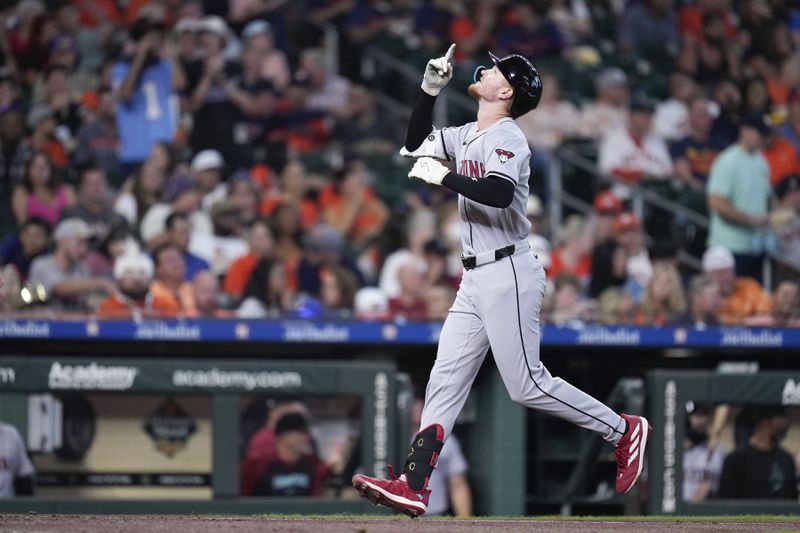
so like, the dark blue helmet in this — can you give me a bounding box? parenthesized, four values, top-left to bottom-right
(474, 52, 543, 118)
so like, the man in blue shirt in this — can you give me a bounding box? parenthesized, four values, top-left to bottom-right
(112, 16, 183, 171)
(165, 212, 209, 281)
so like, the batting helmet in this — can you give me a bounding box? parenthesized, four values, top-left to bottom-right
(473, 52, 543, 118)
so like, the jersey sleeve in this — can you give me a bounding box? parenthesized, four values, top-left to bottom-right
(483, 129, 530, 185)
(438, 127, 459, 162)
(11, 426, 34, 477)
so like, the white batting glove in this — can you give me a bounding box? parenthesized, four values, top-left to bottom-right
(421, 43, 456, 96)
(409, 157, 450, 186)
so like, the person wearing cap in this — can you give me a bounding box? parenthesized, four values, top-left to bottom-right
(670, 96, 726, 191)
(28, 217, 116, 310)
(112, 13, 181, 168)
(190, 149, 227, 212)
(241, 19, 290, 92)
(706, 112, 772, 282)
(614, 212, 653, 303)
(241, 409, 329, 497)
(771, 174, 800, 266)
(591, 190, 623, 244)
(598, 94, 673, 192)
(701, 245, 772, 324)
(718, 405, 797, 500)
(74, 87, 122, 181)
(681, 402, 725, 502)
(97, 253, 178, 318)
(577, 67, 629, 139)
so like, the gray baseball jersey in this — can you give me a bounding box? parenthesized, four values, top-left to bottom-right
(0, 422, 34, 498)
(418, 117, 626, 447)
(440, 118, 531, 255)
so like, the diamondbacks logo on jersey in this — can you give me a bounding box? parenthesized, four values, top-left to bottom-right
(495, 149, 515, 164)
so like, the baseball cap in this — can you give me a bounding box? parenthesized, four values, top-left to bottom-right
(113, 253, 154, 280)
(163, 173, 197, 203)
(594, 190, 622, 214)
(613, 212, 641, 233)
(274, 412, 310, 436)
(54, 217, 92, 241)
(526, 195, 543, 217)
(630, 94, 656, 113)
(740, 112, 772, 136)
(596, 67, 627, 91)
(199, 15, 228, 39)
(242, 19, 271, 41)
(191, 149, 224, 173)
(702, 245, 735, 272)
(354, 287, 390, 320)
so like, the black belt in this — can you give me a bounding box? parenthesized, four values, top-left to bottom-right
(462, 244, 516, 270)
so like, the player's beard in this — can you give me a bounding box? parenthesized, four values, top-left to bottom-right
(467, 83, 480, 100)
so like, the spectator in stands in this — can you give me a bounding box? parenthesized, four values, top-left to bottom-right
(97, 252, 177, 318)
(546, 273, 594, 324)
(709, 78, 743, 147)
(26, 105, 66, 169)
(11, 152, 75, 228)
(496, 1, 565, 60)
(0, 421, 34, 498)
(240, 19, 290, 92)
(591, 189, 623, 249)
(139, 173, 211, 250)
(319, 266, 359, 316)
(598, 95, 673, 195)
(112, 13, 181, 169)
(741, 76, 772, 118)
(228, 172, 261, 229)
(190, 200, 249, 277)
(28, 217, 114, 310)
(549, 215, 593, 286)
(595, 286, 637, 325)
(771, 174, 800, 266)
(259, 161, 320, 229)
(677, 10, 741, 88)
(333, 83, 398, 159)
(270, 203, 304, 292)
(674, 274, 722, 328)
(388, 258, 428, 321)
(379, 208, 435, 299)
(780, 88, 800, 159)
(85, 223, 139, 277)
(670, 96, 724, 191)
(618, 0, 679, 60)
(614, 212, 653, 303)
(299, 47, 349, 114)
(516, 72, 579, 184)
(410, 397, 472, 516)
(224, 219, 275, 299)
(73, 87, 121, 183)
(682, 403, 725, 502)
(578, 67, 629, 139)
(237, 258, 294, 318)
(718, 406, 797, 500)
(653, 72, 696, 142)
(706, 114, 772, 281)
(190, 149, 227, 212)
(150, 242, 196, 315)
(761, 279, 800, 327)
(114, 159, 165, 232)
(192, 270, 228, 318)
(242, 400, 309, 468)
(165, 212, 209, 281)
(31, 66, 80, 141)
(765, 54, 800, 109)
(762, 120, 799, 186)
(637, 263, 687, 325)
(0, 217, 50, 282)
(61, 165, 126, 240)
(701, 245, 772, 324)
(0, 106, 33, 235)
(320, 160, 389, 252)
(425, 282, 456, 321)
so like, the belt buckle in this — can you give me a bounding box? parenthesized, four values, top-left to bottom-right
(462, 256, 476, 270)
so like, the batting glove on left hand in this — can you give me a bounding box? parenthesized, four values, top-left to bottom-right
(421, 43, 456, 96)
(409, 157, 450, 186)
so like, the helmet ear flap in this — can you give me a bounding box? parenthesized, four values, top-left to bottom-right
(473, 66, 487, 83)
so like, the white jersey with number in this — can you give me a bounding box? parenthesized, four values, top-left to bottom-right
(0, 422, 34, 498)
(439, 118, 531, 256)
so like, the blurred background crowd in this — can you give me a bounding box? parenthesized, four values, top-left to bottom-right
(0, 0, 797, 326)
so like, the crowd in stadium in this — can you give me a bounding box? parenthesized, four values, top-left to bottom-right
(0, 0, 798, 326)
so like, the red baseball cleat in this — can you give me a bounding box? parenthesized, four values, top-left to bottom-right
(352, 469, 430, 518)
(614, 413, 651, 494)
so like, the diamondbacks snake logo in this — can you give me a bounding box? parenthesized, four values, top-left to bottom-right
(495, 149, 515, 164)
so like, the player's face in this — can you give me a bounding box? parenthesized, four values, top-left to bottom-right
(468, 66, 512, 102)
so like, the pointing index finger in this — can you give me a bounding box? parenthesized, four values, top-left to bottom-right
(444, 43, 456, 64)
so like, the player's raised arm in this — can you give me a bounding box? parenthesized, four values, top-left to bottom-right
(402, 44, 455, 153)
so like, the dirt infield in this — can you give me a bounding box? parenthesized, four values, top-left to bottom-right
(2, 515, 800, 533)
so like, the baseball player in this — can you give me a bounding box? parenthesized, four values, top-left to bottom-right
(0, 421, 35, 498)
(352, 44, 651, 517)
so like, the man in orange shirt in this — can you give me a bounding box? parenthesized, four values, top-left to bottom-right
(223, 219, 275, 299)
(97, 253, 178, 318)
(701, 245, 771, 324)
(762, 125, 799, 185)
(150, 243, 196, 315)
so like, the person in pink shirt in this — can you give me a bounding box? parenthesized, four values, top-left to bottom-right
(11, 152, 75, 227)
